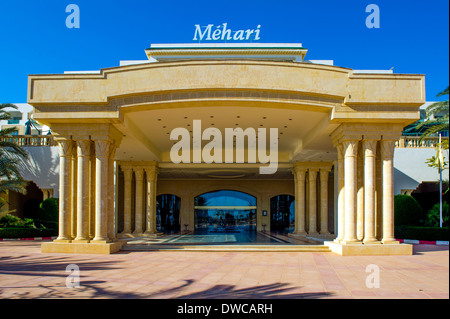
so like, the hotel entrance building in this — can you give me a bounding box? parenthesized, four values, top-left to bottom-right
(29, 43, 425, 255)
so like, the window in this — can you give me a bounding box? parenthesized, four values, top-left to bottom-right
(194, 190, 257, 233)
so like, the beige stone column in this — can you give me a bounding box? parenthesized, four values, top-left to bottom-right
(319, 168, 331, 234)
(292, 165, 307, 235)
(357, 144, 364, 241)
(107, 144, 117, 241)
(144, 165, 159, 235)
(92, 140, 111, 243)
(335, 144, 345, 242)
(342, 139, 360, 243)
(121, 166, 133, 234)
(376, 144, 383, 240)
(74, 139, 91, 243)
(308, 168, 319, 235)
(71, 142, 77, 239)
(89, 148, 96, 239)
(133, 167, 145, 235)
(381, 139, 398, 244)
(363, 139, 380, 243)
(54, 139, 73, 242)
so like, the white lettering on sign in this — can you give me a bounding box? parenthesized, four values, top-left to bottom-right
(193, 23, 261, 41)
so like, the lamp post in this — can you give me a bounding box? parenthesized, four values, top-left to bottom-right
(439, 132, 443, 228)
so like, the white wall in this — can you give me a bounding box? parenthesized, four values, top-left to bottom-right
(394, 147, 449, 195)
(17, 146, 60, 197)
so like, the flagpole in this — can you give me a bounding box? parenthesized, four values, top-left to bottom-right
(439, 132, 443, 228)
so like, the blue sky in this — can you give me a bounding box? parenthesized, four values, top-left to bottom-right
(0, 0, 448, 102)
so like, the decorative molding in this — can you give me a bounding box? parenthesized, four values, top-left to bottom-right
(111, 90, 342, 110)
(57, 139, 73, 157)
(133, 167, 145, 180)
(94, 140, 111, 158)
(362, 139, 378, 158)
(341, 140, 359, 158)
(380, 140, 396, 159)
(77, 140, 92, 157)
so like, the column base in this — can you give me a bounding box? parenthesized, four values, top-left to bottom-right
(91, 238, 112, 244)
(143, 231, 164, 238)
(118, 232, 134, 239)
(363, 239, 382, 245)
(288, 232, 307, 238)
(307, 233, 336, 241)
(340, 240, 363, 245)
(41, 241, 123, 254)
(72, 239, 90, 244)
(324, 241, 412, 256)
(382, 239, 400, 245)
(54, 238, 72, 243)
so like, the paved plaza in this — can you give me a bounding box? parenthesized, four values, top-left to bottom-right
(0, 240, 448, 299)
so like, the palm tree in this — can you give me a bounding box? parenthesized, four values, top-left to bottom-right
(0, 103, 28, 210)
(418, 86, 449, 142)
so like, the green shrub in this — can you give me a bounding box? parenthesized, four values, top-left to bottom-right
(0, 214, 29, 228)
(395, 225, 449, 241)
(38, 198, 59, 222)
(0, 227, 57, 238)
(0, 214, 38, 228)
(394, 195, 423, 226)
(425, 202, 449, 227)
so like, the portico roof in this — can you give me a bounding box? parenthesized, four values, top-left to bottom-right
(145, 43, 308, 62)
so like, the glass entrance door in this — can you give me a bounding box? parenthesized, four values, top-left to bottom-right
(195, 207, 256, 233)
(194, 190, 257, 234)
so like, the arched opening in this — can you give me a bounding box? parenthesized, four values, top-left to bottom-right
(270, 195, 295, 233)
(194, 190, 256, 234)
(156, 194, 181, 234)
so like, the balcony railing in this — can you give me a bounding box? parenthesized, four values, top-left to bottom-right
(0, 134, 446, 149)
(0, 135, 56, 147)
(396, 136, 448, 148)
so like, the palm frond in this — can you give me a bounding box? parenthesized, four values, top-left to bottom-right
(436, 86, 449, 98)
(0, 179, 28, 195)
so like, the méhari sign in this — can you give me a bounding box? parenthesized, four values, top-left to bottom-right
(193, 23, 261, 41)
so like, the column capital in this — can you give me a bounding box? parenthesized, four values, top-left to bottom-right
(362, 139, 378, 158)
(341, 139, 359, 158)
(144, 166, 159, 180)
(76, 140, 92, 157)
(94, 140, 112, 158)
(319, 168, 331, 179)
(56, 139, 74, 157)
(109, 143, 117, 159)
(133, 167, 145, 180)
(121, 165, 133, 173)
(380, 139, 396, 159)
(292, 164, 307, 178)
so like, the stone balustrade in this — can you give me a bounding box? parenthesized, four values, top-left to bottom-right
(0, 135, 56, 146)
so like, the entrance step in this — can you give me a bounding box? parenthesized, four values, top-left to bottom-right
(121, 244, 331, 252)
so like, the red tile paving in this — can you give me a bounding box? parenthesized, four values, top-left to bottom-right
(0, 241, 448, 299)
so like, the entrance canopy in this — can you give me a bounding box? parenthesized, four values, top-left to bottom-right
(29, 43, 424, 172)
(34, 43, 424, 255)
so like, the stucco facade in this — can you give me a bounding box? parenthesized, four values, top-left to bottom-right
(30, 44, 424, 255)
